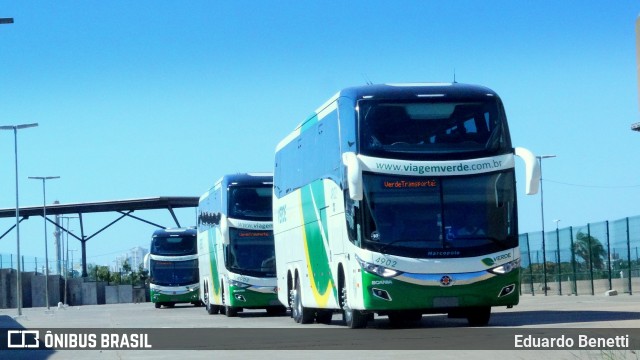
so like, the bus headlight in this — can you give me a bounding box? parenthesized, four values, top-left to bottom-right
(229, 279, 250, 288)
(355, 255, 403, 278)
(488, 259, 520, 275)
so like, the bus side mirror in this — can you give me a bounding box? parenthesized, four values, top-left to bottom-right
(342, 152, 363, 201)
(515, 147, 540, 195)
(220, 215, 230, 244)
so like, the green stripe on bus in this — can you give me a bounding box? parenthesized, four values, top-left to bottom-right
(208, 230, 221, 299)
(300, 182, 337, 305)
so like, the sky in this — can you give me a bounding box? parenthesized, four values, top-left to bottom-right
(0, 1, 638, 271)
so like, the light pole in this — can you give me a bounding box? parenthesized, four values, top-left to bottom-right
(1, 123, 38, 315)
(29, 176, 60, 310)
(69, 249, 77, 278)
(60, 216, 77, 305)
(537, 154, 556, 296)
(554, 219, 561, 295)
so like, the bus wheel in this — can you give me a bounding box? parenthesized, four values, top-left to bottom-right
(225, 306, 238, 317)
(205, 293, 218, 315)
(466, 306, 491, 327)
(222, 287, 238, 317)
(291, 277, 314, 324)
(154, 302, 161, 309)
(341, 287, 368, 329)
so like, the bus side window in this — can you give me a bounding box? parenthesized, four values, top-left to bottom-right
(345, 193, 360, 245)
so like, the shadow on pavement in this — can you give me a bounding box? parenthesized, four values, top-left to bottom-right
(0, 315, 57, 359)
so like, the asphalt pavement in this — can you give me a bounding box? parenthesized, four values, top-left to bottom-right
(0, 294, 638, 359)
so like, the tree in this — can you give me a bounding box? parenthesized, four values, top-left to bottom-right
(573, 232, 606, 270)
(110, 271, 122, 285)
(133, 263, 149, 287)
(86, 264, 110, 282)
(121, 259, 132, 275)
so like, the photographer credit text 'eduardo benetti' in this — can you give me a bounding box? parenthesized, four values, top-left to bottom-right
(515, 333, 630, 349)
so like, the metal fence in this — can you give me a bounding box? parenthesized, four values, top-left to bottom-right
(0, 252, 148, 287)
(5, 215, 640, 295)
(520, 216, 640, 295)
(0, 252, 76, 277)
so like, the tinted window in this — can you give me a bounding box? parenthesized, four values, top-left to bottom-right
(358, 171, 517, 258)
(359, 99, 511, 159)
(151, 236, 197, 256)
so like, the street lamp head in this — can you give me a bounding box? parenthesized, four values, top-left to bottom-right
(537, 155, 557, 160)
(16, 123, 38, 130)
(0, 123, 38, 130)
(29, 176, 60, 180)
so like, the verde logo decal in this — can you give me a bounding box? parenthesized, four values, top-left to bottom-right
(482, 258, 495, 266)
(482, 253, 512, 267)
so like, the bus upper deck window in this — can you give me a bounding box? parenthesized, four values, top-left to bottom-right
(365, 105, 414, 145)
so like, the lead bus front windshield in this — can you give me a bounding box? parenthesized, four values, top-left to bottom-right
(350, 96, 517, 258)
(358, 98, 511, 158)
(352, 171, 516, 259)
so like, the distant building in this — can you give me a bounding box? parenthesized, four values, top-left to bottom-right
(113, 246, 148, 272)
(129, 246, 147, 269)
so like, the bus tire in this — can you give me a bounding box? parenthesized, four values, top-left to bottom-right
(466, 306, 491, 327)
(206, 303, 217, 315)
(292, 277, 314, 324)
(222, 287, 238, 317)
(341, 287, 368, 329)
(154, 302, 161, 309)
(225, 306, 238, 317)
(205, 293, 218, 315)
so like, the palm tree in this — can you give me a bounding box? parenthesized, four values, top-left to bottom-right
(573, 231, 606, 270)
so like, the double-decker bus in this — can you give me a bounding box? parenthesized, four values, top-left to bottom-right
(197, 173, 284, 317)
(147, 227, 200, 308)
(273, 83, 540, 328)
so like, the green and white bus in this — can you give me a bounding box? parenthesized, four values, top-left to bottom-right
(273, 83, 540, 327)
(148, 227, 200, 308)
(197, 173, 284, 317)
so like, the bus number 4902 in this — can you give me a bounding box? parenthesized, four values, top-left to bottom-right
(375, 257, 397, 267)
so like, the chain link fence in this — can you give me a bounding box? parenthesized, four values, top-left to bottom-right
(520, 216, 640, 295)
(5, 215, 640, 296)
(0, 253, 73, 276)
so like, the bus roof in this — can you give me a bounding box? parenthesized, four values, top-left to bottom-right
(200, 173, 274, 201)
(213, 173, 273, 188)
(337, 82, 499, 102)
(276, 82, 500, 152)
(152, 227, 196, 237)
